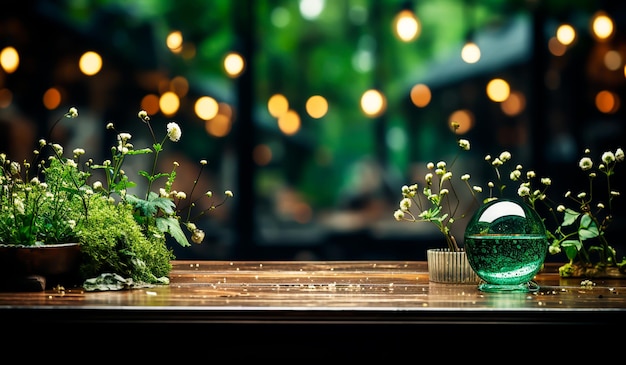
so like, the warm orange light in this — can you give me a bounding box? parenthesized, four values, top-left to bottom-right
(141, 94, 160, 115)
(224, 52, 245, 77)
(556, 24, 576, 46)
(195, 96, 219, 120)
(393, 9, 420, 42)
(42, 88, 62, 110)
(595, 90, 619, 114)
(410, 84, 431, 107)
(0, 46, 19, 73)
(448, 110, 474, 134)
(277, 109, 301, 135)
(166, 31, 184, 51)
(360, 89, 386, 117)
(159, 91, 180, 116)
(79, 51, 102, 76)
(501, 91, 526, 117)
(268, 94, 289, 118)
(305, 95, 328, 119)
(205, 114, 231, 137)
(591, 12, 614, 41)
(486, 78, 510, 102)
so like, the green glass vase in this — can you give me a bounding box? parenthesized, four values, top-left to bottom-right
(464, 198, 548, 293)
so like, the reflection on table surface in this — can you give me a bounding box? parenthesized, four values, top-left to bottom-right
(1, 261, 624, 310)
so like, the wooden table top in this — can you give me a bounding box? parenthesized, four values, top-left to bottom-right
(2, 260, 625, 345)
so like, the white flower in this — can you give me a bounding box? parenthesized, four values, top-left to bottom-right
(518, 185, 530, 197)
(579, 157, 593, 171)
(458, 139, 470, 151)
(167, 122, 182, 142)
(225, 190, 234, 197)
(66, 107, 78, 119)
(499, 151, 511, 162)
(118, 133, 132, 142)
(400, 198, 411, 211)
(616, 148, 624, 162)
(52, 144, 63, 155)
(393, 209, 405, 221)
(602, 151, 615, 164)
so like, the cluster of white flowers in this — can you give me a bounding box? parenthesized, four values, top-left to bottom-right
(394, 124, 482, 252)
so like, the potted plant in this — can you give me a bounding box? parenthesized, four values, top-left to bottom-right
(393, 122, 484, 283)
(0, 107, 232, 291)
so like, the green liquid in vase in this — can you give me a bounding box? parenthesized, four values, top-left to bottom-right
(465, 234, 547, 285)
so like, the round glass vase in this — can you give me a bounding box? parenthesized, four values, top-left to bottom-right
(427, 248, 480, 284)
(464, 198, 548, 293)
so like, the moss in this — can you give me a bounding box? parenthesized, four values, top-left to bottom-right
(77, 196, 174, 285)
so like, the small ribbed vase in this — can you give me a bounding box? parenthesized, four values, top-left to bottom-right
(427, 248, 480, 284)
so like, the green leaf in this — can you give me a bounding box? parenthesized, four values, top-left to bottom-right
(561, 240, 581, 261)
(577, 214, 599, 240)
(147, 192, 176, 215)
(579, 213, 593, 229)
(561, 208, 580, 226)
(579, 223, 599, 240)
(156, 216, 190, 247)
(125, 148, 153, 155)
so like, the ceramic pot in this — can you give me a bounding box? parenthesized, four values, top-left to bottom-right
(464, 198, 548, 293)
(427, 248, 480, 284)
(0, 243, 81, 291)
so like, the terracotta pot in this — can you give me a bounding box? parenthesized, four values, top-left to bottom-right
(0, 243, 81, 291)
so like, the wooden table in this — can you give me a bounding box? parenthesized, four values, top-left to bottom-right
(2, 261, 625, 349)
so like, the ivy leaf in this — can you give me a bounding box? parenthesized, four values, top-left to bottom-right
(578, 215, 599, 240)
(561, 239, 581, 261)
(561, 208, 580, 226)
